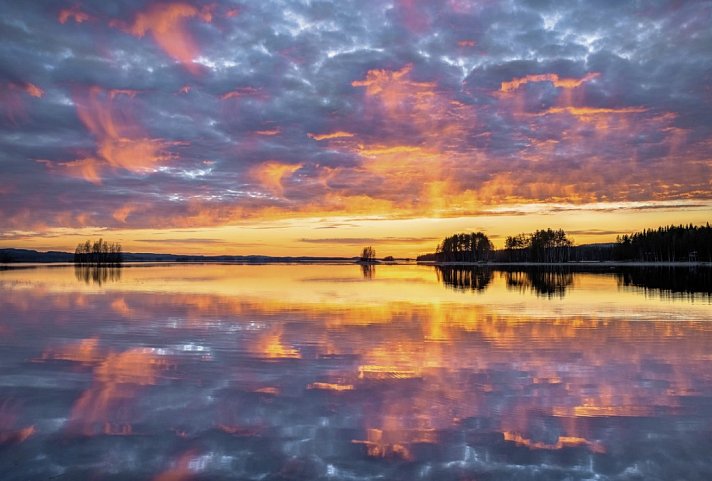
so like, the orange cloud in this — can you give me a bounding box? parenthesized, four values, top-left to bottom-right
(308, 131, 355, 141)
(353, 64, 474, 146)
(58, 157, 103, 185)
(42, 88, 173, 184)
(64, 87, 172, 181)
(113, 203, 138, 223)
(352, 64, 436, 113)
(116, 2, 214, 75)
(500, 72, 599, 92)
(250, 161, 302, 197)
(255, 129, 280, 136)
(503, 432, 606, 453)
(333, 66, 480, 212)
(543, 106, 647, 117)
(58, 5, 90, 24)
(457, 39, 476, 47)
(23, 82, 44, 98)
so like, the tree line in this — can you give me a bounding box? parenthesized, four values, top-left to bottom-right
(74, 239, 123, 265)
(417, 223, 711, 263)
(613, 224, 712, 262)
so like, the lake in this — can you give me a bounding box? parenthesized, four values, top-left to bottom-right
(1, 263, 711, 480)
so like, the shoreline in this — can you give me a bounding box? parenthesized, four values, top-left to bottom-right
(417, 261, 712, 267)
(2, 260, 711, 268)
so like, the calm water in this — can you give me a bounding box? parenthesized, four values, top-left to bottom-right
(1, 264, 711, 481)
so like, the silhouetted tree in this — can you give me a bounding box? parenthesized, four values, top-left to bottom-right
(360, 246, 376, 262)
(74, 238, 123, 266)
(613, 224, 712, 262)
(504, 234, 529, 262)
(435, 232, 493, 262)
(503, 228, 572, 262)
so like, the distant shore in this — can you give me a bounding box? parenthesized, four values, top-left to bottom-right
(0, 248, 360, 265)
(2, 260, 711, 269)
(2, 247, 711, 267)
(418, 261, 712, 267)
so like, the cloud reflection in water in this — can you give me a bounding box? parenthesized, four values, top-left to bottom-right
(0, 264, 710, 480)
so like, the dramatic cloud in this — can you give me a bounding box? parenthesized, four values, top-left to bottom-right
(50, 86, 176, 184)
(112, 2, 215, 75)
(0, 0, 710, 252)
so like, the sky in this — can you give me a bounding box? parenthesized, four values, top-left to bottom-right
(0, 0, 711, 257)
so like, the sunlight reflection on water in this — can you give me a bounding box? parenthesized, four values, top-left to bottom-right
(0, 264, 710, 480)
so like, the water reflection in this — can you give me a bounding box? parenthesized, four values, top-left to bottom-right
(74, 264, 122, 285)
(502, 268, 574, 297)
(0, 264, 711, 480)
(67, 346, 171, 436)
(436, 265, 712, 299)
(435, 265, 492, 291)
(617, 266, 712, 299)
(360, 263, 375, 279)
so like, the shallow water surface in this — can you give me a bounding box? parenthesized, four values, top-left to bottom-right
(1, 264, 711, 480)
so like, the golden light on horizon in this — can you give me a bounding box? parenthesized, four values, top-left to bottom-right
(0, 1, 710, 257)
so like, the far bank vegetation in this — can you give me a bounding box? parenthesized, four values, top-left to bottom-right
(417, 224, 711, 263)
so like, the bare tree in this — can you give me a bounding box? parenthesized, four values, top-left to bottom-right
(74, 239, 123, 265)
(360, 246, 376, 262)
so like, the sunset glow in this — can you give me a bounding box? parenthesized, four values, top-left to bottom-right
(1, 1, 710, 255)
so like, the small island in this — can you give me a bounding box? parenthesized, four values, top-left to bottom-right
(357, 246, 379, 264)
(74, 239, 123, 266)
